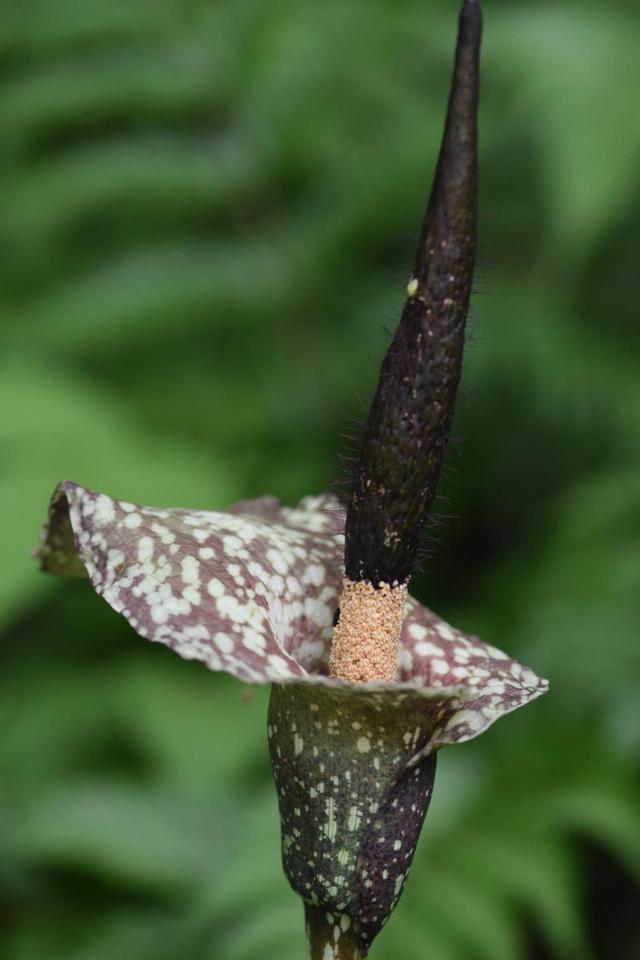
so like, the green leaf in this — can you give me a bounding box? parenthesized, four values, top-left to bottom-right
(0, 357, 233, 627)
(18, 778, 240, 892)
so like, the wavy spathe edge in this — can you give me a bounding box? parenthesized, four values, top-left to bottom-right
(37, 481, 548, 750)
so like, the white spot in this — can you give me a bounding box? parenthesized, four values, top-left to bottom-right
(181, 555, 200, 585)
(453, 709, 486, 731)
(303, 564, 325, 586)
(398, 648, 413, 672)
(223, 534, 244, 553)
(93, 495, 116, 526)
(150, 604, 169, 625)
(213, 632, 233, 653)
(347, 806, 361, 832)
(207, 578, 224, 598)
(267, 654, 294, 677)
(415, 641, 444, 657)
(182, 585, 201, 605)
(106, 548, 124, 570)
(452, 665, 470, 679)
(266, 548, 289, 575)
(294, 733, 304, 755)
(406, 277, 419, 297)
(137, 537, 154, 563)
(356, 737, 370, 753)
(242, 629, 266, 654)
(217, 595, 250, 622)
(325, 798, 337, 842)
(199, 547, 215, 560)
(286, 576, 303, 595)
(151, 522, 175, 545)
(123, 513, 142, 528)
(432, 658, 450, 675)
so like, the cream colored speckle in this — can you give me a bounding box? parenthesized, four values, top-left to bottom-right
(213, 631, 233, 653)
(347, 806, 361, 831)
(137, 537, 154, 563)
(93, 495, 116, 526)
(432, 658, 450, 675)
(325, 798, 337, 842)
(206, 577, 224, 598)
(182, 585, 200, 605)
(415, 640, 445, 657)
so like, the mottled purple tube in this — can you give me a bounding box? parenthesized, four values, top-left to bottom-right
(345, 0, 481, 587)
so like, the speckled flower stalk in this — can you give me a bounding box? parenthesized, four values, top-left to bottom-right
(37, 2, 547, 959)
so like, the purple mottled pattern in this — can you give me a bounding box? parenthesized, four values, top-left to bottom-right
(38, 482, 547, 747)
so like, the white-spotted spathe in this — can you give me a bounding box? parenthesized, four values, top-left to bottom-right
(39, 481, 547, 753)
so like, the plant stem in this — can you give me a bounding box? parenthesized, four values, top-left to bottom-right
(305, 905, 364, 960)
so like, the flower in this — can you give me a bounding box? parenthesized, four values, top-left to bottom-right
(38, 480, 547, 956)
(36, 3, 548, 956)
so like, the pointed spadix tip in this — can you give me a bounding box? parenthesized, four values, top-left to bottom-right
(460, 0, 482, 17)
(462, 0, 482, 26)
(459, 0, 483, 51)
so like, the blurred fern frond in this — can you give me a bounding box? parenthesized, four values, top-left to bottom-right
(1, 0, 638, 958)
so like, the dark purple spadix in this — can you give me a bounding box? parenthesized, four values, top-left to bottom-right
(345, 0, 482, 587)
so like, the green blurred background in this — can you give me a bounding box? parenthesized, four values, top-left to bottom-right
(2, 0, 639, 957)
